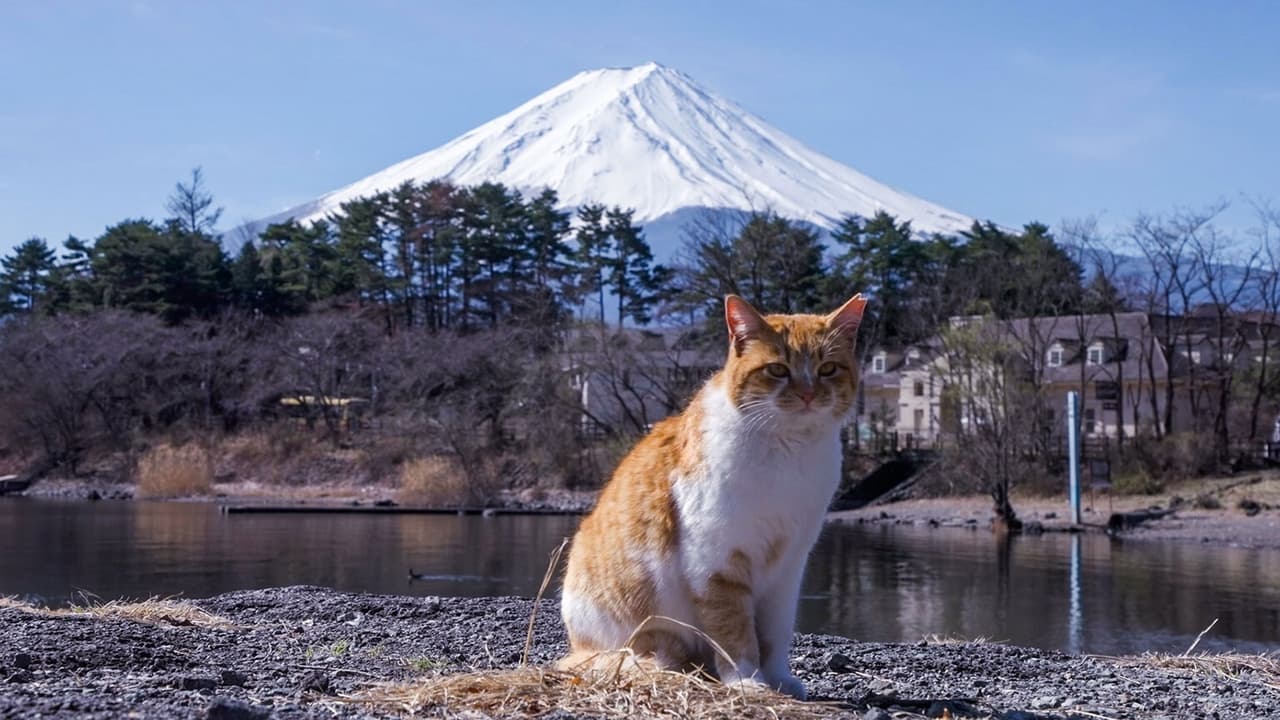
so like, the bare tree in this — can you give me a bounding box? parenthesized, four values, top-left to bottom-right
(936, 318, 1037, 531)
(1128, 206, 1222, 434)
(1187, 217, 1258, 462)
(1245, 201, 1280, 444)
(166, 166, 224, 237)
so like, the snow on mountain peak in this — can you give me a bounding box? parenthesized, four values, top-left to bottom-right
(252, 62, 973, 239)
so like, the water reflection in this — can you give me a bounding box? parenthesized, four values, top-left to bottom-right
(800, 522, 1280, 654)
(2, 499, 1277, 655)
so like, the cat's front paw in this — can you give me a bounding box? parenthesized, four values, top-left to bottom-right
(719, 667, 768, 692)
(771, 673, 807, 700)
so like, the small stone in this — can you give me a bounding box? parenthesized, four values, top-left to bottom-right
(373, 498, 396, 507)
(868, 678, 895, 697)
(1044, 511, 1057, 519)
(219, 669, 248, 687)
(204, 698, 272, 720)
(1031, 695, 1061, 709)
(862, 709, 892, 720)
(297, 670, 333, 695)
(422, 596, 442, 614)
(180, 676, 218, 691)
(12, 653, 31, 670)
(826, 652, 857, 673)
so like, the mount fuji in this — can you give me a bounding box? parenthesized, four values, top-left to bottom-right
(242, 62, 973, 254)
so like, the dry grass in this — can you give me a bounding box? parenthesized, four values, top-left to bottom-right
(1124, 652, 1280, 693)
(135, 442, 213, 498)
(922, 633, 994, 645)
(353, 658, 844, 719)
(398, 456, 470, 507)
(0, 595, 236, 629)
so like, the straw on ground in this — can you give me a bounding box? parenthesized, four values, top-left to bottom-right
(0, 596, 237, 629)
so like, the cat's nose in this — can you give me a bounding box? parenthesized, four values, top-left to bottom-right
(799, 389, 815, 405)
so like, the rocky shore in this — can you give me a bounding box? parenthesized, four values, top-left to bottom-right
(2, 586, 1276, 719)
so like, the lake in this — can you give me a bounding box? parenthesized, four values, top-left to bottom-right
(3, 498, 1277, 655)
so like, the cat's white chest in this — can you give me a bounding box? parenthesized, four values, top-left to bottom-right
(671, 387, 842, 590)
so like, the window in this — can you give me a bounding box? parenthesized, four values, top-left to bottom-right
(913, 408, 924, 432)
(872, 355, 886, 374)
(1183, 349, 1202, 364)
(913, 380, 925, 397)
(1087, 345, 1103, 365)
(1047, 348, 1063, 367)
(1084, 408, 1096, 435)
(1222, 351, 1235, 365)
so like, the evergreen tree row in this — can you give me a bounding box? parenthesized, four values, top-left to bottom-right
(0, 172, 670, 331)
(1, 167, 1091, 349)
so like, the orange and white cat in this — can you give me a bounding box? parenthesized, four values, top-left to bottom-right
(561, 293, 867, 699)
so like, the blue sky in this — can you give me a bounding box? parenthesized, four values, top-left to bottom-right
(2, 1, 1278, 256)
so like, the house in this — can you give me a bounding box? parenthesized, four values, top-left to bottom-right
(562, 326, 722, 437)
(855, 312, 1204, 448)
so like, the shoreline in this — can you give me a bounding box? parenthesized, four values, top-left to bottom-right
(2, 586, 1276, 719)
(12, 473, 1280, 551)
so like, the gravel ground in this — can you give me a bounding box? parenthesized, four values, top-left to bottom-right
(1, 586, 1276, 719)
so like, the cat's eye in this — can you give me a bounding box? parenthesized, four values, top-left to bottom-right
(765, 363, 790, 378)
(818, 362, 839, 377)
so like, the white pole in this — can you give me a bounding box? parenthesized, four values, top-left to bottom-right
(1067, 391, 1082, 525)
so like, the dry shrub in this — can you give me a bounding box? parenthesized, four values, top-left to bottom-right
(1128, 432, 1219, 482)
(1112, 467, 1164, 495)
(135, 443, 212, 498)
(354, 661, 841, 720)
(398, 456, 469, 507)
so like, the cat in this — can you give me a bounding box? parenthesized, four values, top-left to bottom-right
(560, 293, 866, 699)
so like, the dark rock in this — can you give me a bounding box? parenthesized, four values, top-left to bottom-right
(373, 499, 396, 508)
(1239, 499, 1263, 517)
(204, 697, 272, 720)
(180, 676, 218, 691)
(1043, 512, 1057, 519)
(827, 652, 858, 673)
(862, 709, 892, 720)
(5, 669, 32, 684)
(297, 670, 333, 695)
(85, 489, 101, 501)
(219, 669, 248, 687)
(12, 653, 31, 670)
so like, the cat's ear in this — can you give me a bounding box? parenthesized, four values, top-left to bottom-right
(827, 294, 867, 340)
(724, 295, 768, 354)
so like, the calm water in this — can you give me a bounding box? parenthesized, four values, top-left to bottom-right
(3, 498, 1277, 655)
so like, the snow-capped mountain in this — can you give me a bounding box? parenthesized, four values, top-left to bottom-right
(245, 62, 972, 251)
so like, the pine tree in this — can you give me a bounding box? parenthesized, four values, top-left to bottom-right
(230, 241, 265, 311)
(738, 214, 823, 314)
(41, 236, 98, 314)
(828, 211, 929, 342)
(463, 182, 528, 328)
(521, 188, 572, 324)
(573, 203, 611, 327)
(91, 218, 228, 322)
(259, 219, 335, 309)
(1, 237, 57, 313)
(605, 207, 665, 326)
